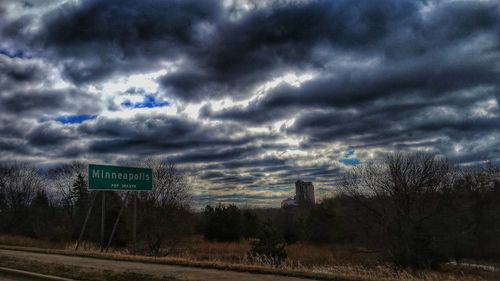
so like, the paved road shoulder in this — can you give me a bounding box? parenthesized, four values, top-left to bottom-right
(0, 248, 318, 281)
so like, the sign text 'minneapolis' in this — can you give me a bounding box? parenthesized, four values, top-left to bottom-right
(88, 164, 153, 191)
(91, 169, 150, 181)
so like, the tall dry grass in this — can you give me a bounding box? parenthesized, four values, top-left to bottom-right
(0, 235, 67, 249)
(0, 235, 496, 281)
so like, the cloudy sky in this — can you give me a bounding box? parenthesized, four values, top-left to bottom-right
(1, 0, 499, 207)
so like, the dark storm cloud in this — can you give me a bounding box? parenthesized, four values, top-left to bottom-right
(0, 54, 101, 117)
(30, 0, 500, 104)
(37, 0, 222, 83)
(285, 87, 500, 165)
(0, 117, 77, 158)
(35, 0, 420, 96)
(1, 90, 66, 113)
(172, 146, 262, 164)
(172, 141, 291, 165)
(184, 157, 288, 187)
(288, 87, 495, 136)
(415, 1, 499, 43)
(0, 88, 100, 116)
(1, 16, 32, 43)
(159, 0, 420, 101)
(161, 0, 499, 102)
(26, 122, 75, 146)
(206, 49, 499, 124)
(0, 2, 29, 44)
(79, 114, 197, 139)
(0, 117, 33, 139)
(0, 55, 42, 90)
(219, 157, 288, 170)
(200, 103, 294, 124)
(1, 0, 500, 206)
(269, 165, 341, 184)
(209, 175, 257, 185)
(184, 155, 291, 187)
(192, 0, 499, 123)
(78, 113, 277, 157)
(0, 138, 30, 154)
(199, 171, 225, 180)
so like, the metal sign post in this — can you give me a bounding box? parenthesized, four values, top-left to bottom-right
(75, 192, 97, 251)
(105, 192, 129, 252)
(133, 192, 137, 255)
(74, 164, 152, 253)
(100, 191, 105, 252)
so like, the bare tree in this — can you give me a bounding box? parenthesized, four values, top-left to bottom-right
(136, 159, 192, 256)
(446, 163, 500, 261)
(341, 152, 455, 267)
(0, 163, 45, 235)
(140, 158, 191, 207)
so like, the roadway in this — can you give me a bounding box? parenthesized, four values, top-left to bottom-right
(0, 248, 316, 281)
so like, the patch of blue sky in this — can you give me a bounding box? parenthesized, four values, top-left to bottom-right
(0, 48, 30, 59)
(122, 95, 169, 109)
(344, 149, 355, 158)
(55, 114, 96, 124)
(340, 158, 360, 166)
(340, 149, 360, 166)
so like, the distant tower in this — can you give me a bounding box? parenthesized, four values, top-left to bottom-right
(281, 180, 316, 208)
(295, 180, 315, 205)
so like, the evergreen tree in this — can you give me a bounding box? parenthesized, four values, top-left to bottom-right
(71, 173, 89, 238)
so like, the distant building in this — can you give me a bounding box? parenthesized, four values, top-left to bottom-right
(295, 180, 315, 204)
(281, 197, 297, 207)
(281, 180, 315, 208)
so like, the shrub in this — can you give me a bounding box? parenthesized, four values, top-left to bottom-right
(248, 221, 287, 267)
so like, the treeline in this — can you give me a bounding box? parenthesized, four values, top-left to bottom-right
(340, 153, 500, 267)
(0, 160, 193, 256)
(196, 202, 338, 244)
(0, 153, 499, 268)
(195, 153, 500, 268)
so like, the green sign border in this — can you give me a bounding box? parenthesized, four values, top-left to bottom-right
(88, 164, 153, 191)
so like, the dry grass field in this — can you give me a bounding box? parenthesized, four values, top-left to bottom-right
(0, 235, 497, 281)
(155, 236, 380, 267)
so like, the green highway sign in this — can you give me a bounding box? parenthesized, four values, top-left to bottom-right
(88, 164, 153, 191)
